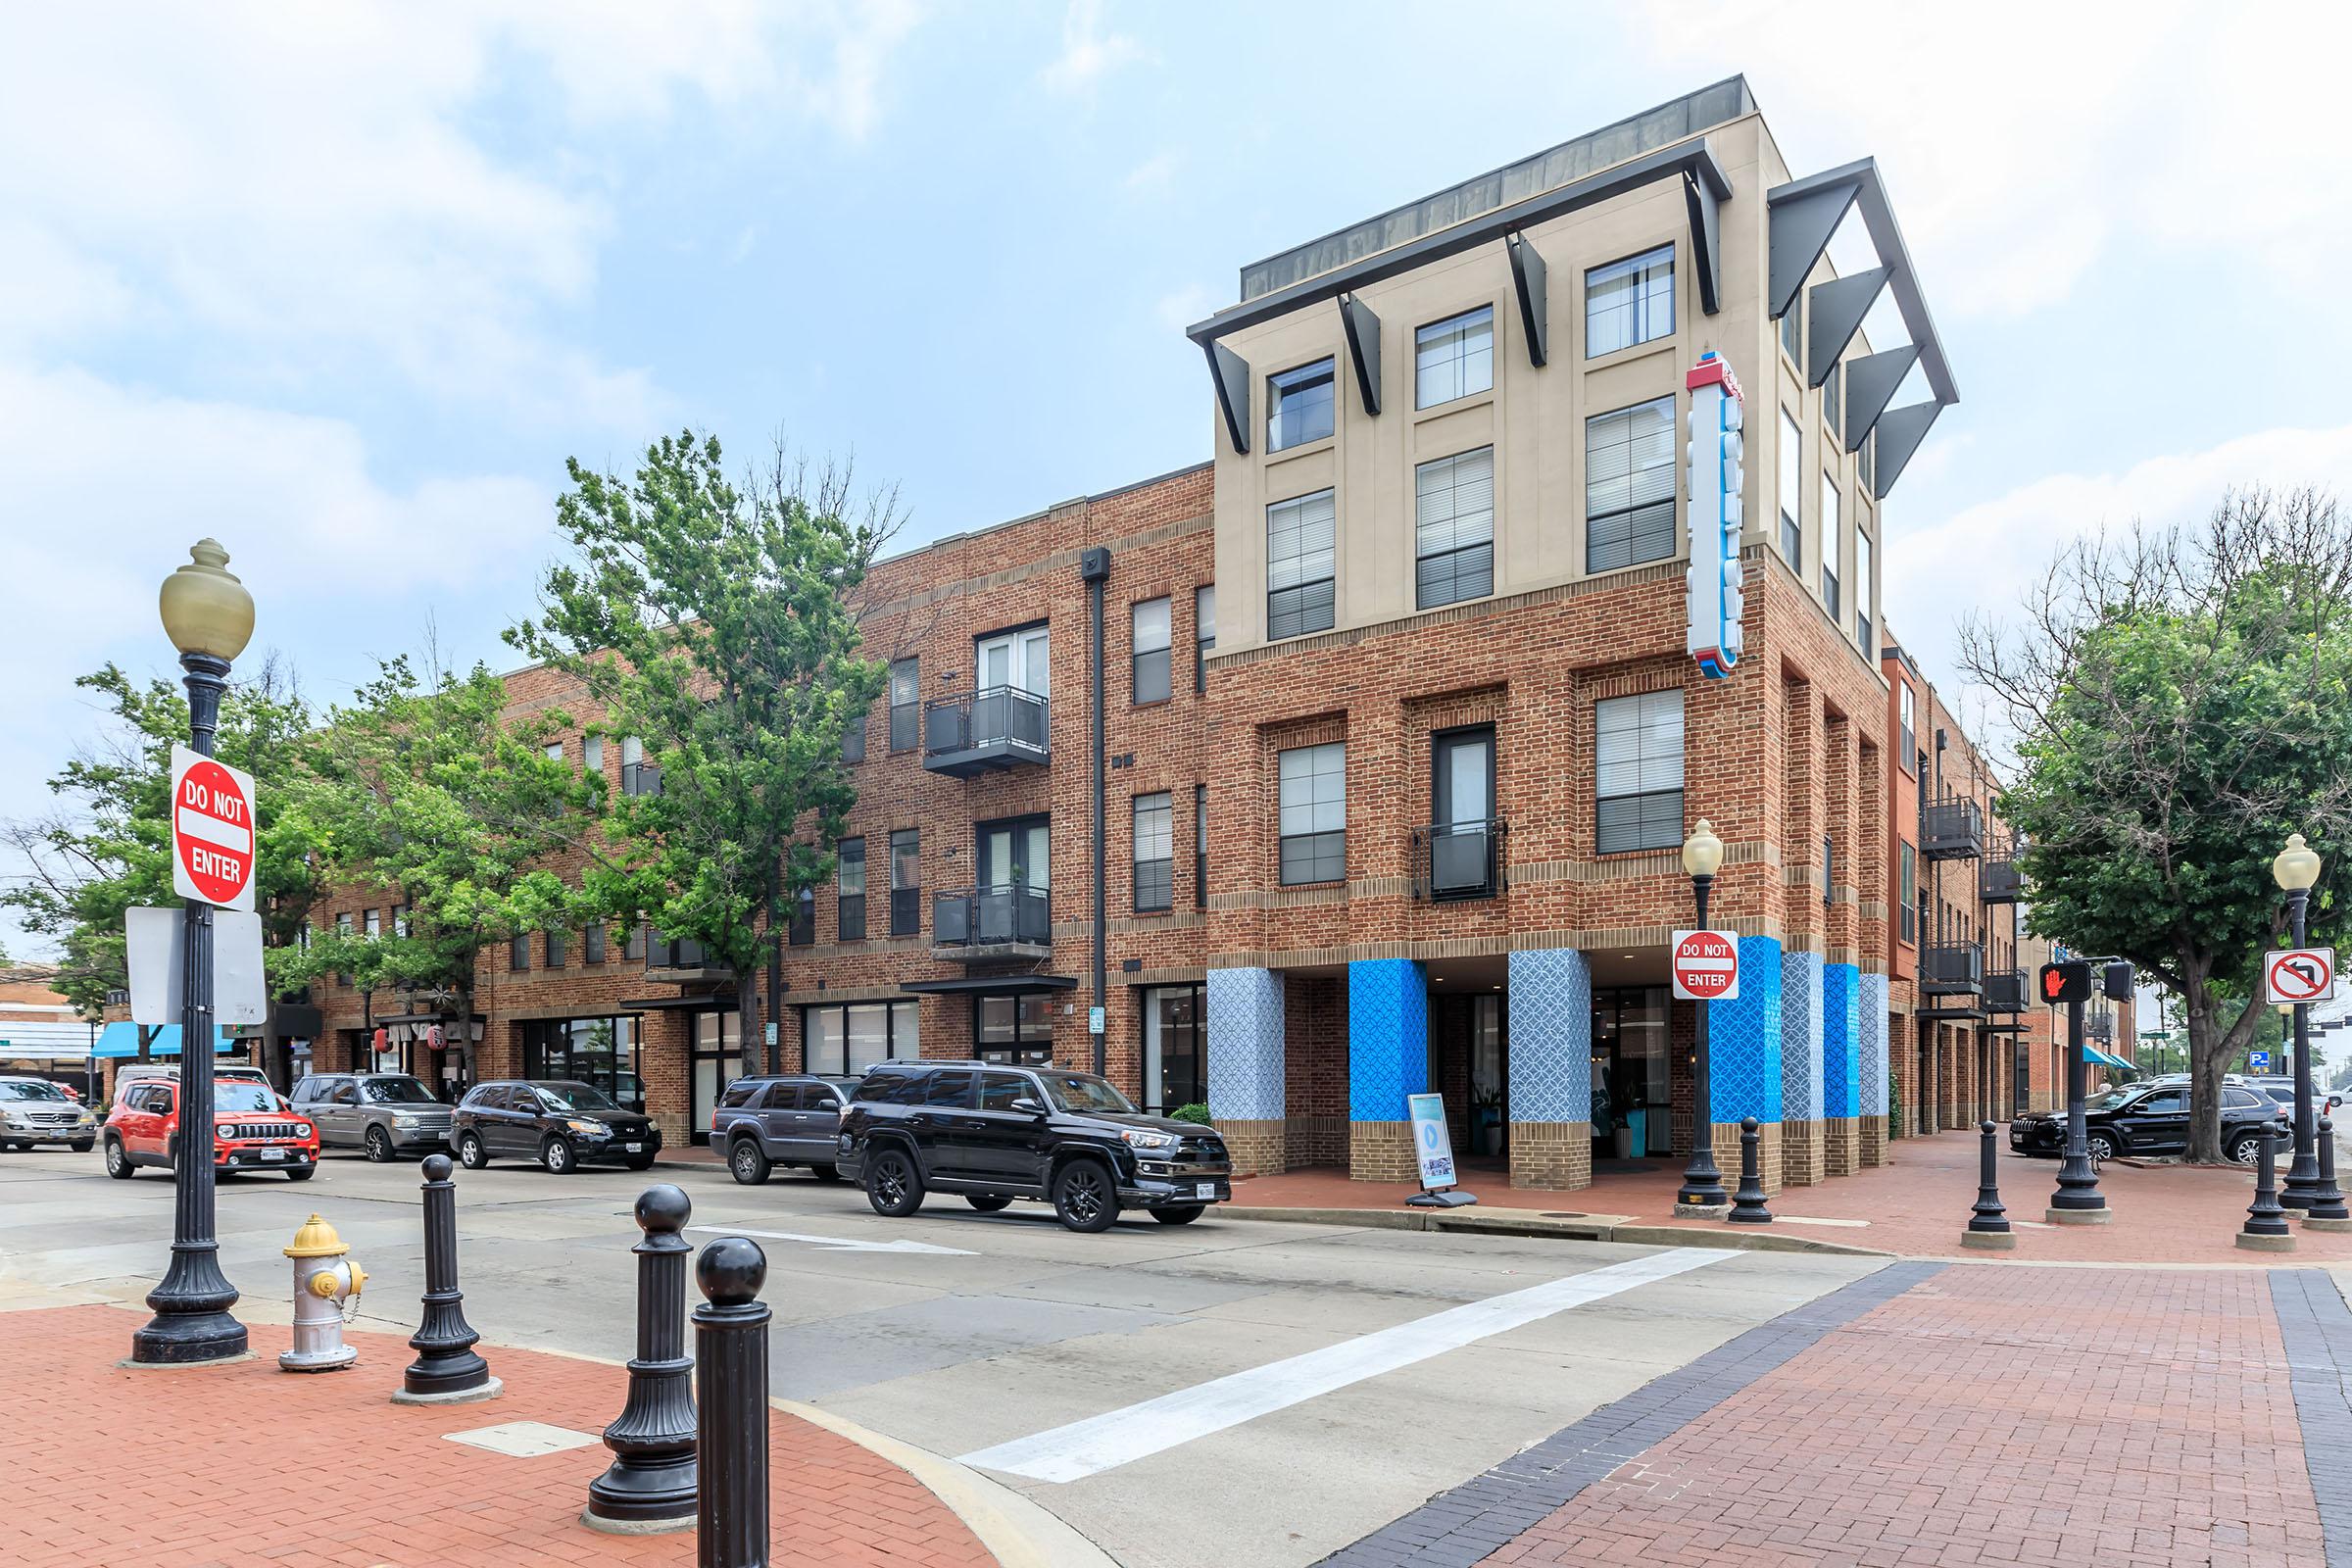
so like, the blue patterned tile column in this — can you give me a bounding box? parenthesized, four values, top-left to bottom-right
(1704, 936, 1784, 1194)
(1506, 948, 1593, 1191)
(1207, 966, 1287, 1176)
(1822, 962, 1863, 1176)
(1780, 950, 1826, 1187)
(1347, 958, 1429, 1182)
(1858, 972, 1890, 1167)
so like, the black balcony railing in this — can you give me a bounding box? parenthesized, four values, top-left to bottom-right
(1410, 819, 1506, 902)
(2086, 1011, 2115, 1044)
(645, 930, 718, 973)
(1979, 855, 2023, 904)
(889, 887, 921, 938)
(1984, 968, 2027, 1013)
(923, 687, 1050, 776)
(932, 886, 1052, 953)
(1921, 796, 1984, 860)
(1921, 941, 1984, 996)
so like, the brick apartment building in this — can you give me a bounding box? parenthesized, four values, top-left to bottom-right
(285, 77, 2017, 1195)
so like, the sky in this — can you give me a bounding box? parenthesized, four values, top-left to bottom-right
(5, 0, 2351, 961)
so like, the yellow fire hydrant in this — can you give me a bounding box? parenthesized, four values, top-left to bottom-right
(279, 1213, 366, 1373)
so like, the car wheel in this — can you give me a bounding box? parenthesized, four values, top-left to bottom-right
(70, 1139, 93, 1153)
(540, 1137, 576, 1175)
(457, 1131, 489, 1170)
(729, 1139, 773, 1186)
(624, 1152, 657, 1171)
(2230, 1132, 2266, 1166)
(364, 1125, 395, 1163)
(1151, 1204, 1205, 1226)
(286, 1166, 315, 1182)
(103, 1137, 134, 1180)
(1052, 1160, 1119, 1234)
(864, 1147, 925, 1217)
(965, 1195, 1012, 1212)
(2086, 1131, 2119, 1162)
(810, 1162, 844, 1183)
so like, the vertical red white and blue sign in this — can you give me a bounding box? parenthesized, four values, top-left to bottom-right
(1685, 352, 1745, 679)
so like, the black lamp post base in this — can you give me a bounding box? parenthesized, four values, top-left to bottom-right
(584, 1458, 699, 1531)
(129, 1310, 248, 1365)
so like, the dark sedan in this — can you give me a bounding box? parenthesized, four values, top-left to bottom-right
(451, 1080, 661, 1173)
(2011, 1083, 2287, 1164)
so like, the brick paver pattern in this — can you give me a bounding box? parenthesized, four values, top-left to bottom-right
(1, 1304, 995, 1568)
(1490, 1266, 2326, 1567)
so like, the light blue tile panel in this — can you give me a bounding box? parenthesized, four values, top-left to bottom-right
(1507, 948, 1592, 1124)
(1822, 962, 1862, 1118)
(1348, 958, 1429, 1122)
(1206, 966, 1285, 1121)
(1706, 937, 1784, 1123)
(1858, 972, 1890, 1116)
(1780, 950, 1825, 1122)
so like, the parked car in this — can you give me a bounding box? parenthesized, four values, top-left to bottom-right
(0, 1076, 100, 1152)
(712, 1074, 860, 1185)
(101, 1077, 319, 1180)
(291, 1072, 455, 1161)
(2011, 1082, 2288, 1164)
(2239, 1076, 2346, 1115)
(110, 1061, 271, 1106)
(836, 1059, 1232, 1233)
(450, 1080, 660, 1173)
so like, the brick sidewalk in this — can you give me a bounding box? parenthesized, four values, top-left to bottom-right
(1, 1304, 995, 1568)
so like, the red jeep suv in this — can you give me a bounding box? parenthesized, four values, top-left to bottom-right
(102, 1077, 320, 1181)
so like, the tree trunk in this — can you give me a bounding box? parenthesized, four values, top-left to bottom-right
(2183, 958, 2268, 1163)
(736, 968, 761, 1080)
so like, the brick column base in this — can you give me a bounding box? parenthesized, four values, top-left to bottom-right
(1284, 1114, 1348, 1169)
(1779, 1119, 1826, 1187)
(1221, 1119, 1287, 1178)
(1860, 1114, 1888, 1168)
(1349, 1120, 1418, 1183)
(1709, 1120, 1781, 1197)
(1824, 1116, 1860, 1176)
(1507, 1121, 1592, 1190)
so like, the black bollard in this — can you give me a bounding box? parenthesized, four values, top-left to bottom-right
(2238, 1127, 2295, 1251)
(1727, 1116, 1772, 1224)
(1962, 1120, 2015, 1250)
(584, 1186, 698, 1533)
(394, 1153, 501, 1404)
(2305, 1117, 2352, 1230)
(695, 1236, 771, 1568)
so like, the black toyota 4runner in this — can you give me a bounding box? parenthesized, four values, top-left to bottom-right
(836, 1060, 1232, 1233)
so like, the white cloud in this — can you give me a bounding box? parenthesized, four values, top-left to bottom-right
(1040, 0, 1145, 97)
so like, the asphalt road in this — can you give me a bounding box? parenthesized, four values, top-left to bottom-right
(0, 1146, 1883, 1567)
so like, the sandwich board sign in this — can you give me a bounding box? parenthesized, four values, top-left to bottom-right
(170, 743, 257, 912)
(1403, 1093, 1478, 1208)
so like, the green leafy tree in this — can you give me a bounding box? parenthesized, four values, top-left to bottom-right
(1964, 489, 2352, 1160)
(281, 650, 605, 1087)
(510, 433, 895, 1075)
(2, 658, 326, 1073)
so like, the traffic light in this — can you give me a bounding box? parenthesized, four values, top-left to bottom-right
(2039, 960, 2092, 1005)
(2100, 960, 2134, 1002)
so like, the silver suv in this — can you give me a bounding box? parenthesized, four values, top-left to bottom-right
(291, 1072, 455, 1161)
(0, 1076, 99, 1152)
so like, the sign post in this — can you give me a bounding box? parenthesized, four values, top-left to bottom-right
(1402, 1093, 1477, 1208)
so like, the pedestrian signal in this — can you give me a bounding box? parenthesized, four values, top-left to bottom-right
(2039, 960, 2092, 1005)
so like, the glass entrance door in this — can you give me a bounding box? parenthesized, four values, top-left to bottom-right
(690, 1010, 739, 1145)
(976, 626, 1050, 697)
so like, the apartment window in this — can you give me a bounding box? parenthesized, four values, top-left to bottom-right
(788, 886, 815, 947)
(392, 905, 409, 940)
(510, 931, 529, 972)
(543, 741, 564, 763)
(1859, 430, 1875, 494)
(1823, 836, 1835, 907)
(1780, 295, 1802, 367)
(1595, 690, 1685, 855)
(837, 837, 866, 943)
(1133, 793, 1173, 912)
(1824, 361, 1842, 438)
(1821, 473, 1841, 618)
(1898, 684, 1917, 760)
(583, 922, 606, 965)
(888, 660, 918, 753)
(363, 908, 380, 939)
(1855, 528, 1874, 653)
(625, 923, 647, 962)
(1899, 843, 1917, 944)
(1278, 742, 1347, 886)
(1194, 783, 1208, 909)
(843, 711, 866, 765)
(620, 736, 660, 797)
(1779, 409, 1803, 564)
(1585, 397, 1676, 573)
(1586, 245, 1674, 357)
(1132, 598, 1171, 705)
(889, 828, 920, 937)
(1267, 488, 1337, 640)
(335, 911, 353, 986)
(544, 928, 565, 969)
(1194, 584, 1215, 693)
(1266, 358, 1335, 452)
(1414, 446, 1494, 610)
(1415, 307, 1494, 408)
(582, 734, 604, 774)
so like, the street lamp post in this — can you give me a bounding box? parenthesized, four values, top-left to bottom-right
(129, 540, 254, 1365)
(1676, 820, 1730, 1210)
(2276, 833, 2324, 1208)
(2048, 985, 2106, 1222)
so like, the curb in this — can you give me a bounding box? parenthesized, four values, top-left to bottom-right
(1214, 1205, 1892, 1257)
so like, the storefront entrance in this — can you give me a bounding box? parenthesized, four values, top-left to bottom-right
(1428, 992, 1506, 1161)
(688, 1010, 740, 1145)
(1591, 986, 1672, 1162)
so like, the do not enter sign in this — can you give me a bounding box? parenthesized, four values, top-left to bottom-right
(170, 743, 257, 912)
(1671, 929, 1740, 1002)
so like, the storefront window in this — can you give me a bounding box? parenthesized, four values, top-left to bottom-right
(802, 1000, 917, 1076)
(1591, 987, 1670, 1155)
(521, 1015, 645, 1111)
(1142, 984, 1205, 1112)
(976, 993, 1054, 1056)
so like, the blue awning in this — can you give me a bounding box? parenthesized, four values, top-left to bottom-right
(91, 1023, 235, 1058)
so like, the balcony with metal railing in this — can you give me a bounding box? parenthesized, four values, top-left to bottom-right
(643, 928, 726, 982)
(1410, 819, 1506, 902)
(931, 885, 1052, 961)
(923, 687, 1050, 777)
(1921, 940, 1984, 997)
(1979, 853, 2023, 904)
(1921, 796, 1984, 860)
(1984, 968, 2027, 1014)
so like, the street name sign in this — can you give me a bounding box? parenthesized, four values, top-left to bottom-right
(1671, 929, 1740, 1002)
(125, 906, 267, 1026)
(169, 743, 257, 911)
(2264, 947, 2335, 1005)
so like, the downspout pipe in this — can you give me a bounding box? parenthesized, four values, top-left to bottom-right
(1082, 546, 1111, 1077)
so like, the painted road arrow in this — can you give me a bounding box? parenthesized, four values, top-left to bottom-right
(685, 1224, 975, 1256)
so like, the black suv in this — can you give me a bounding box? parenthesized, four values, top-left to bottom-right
(451, 1080, 661, 1173)
(711, 1074, 860, 1185)
(836, 1060, 1231, 1233)
(2011, 1082, 2288, 1164)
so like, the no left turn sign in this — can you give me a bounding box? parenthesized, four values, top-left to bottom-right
(1671, 929, 1740, 1002)
(2264, 947, 2335, 1005)
(170, 743, 257, 912)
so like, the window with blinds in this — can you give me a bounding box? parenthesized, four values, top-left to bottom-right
(1821, 473, 1841, 619)
(1856, 527, 1874, 653)
(1586, 245, 1674, 357)
(1267, 488, 1336, 640)
(1278, 742, 1347, 886)
(1133, 793, 1173, 912)
(1780, 293, 1802, 367)
(1415, 307, 1494, 408)
(1415, 446, 1494, 610)
(1595, 690, 1685, 855)
(1779, 408, 1803, 564)
(1585, 396, 1676, 573)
